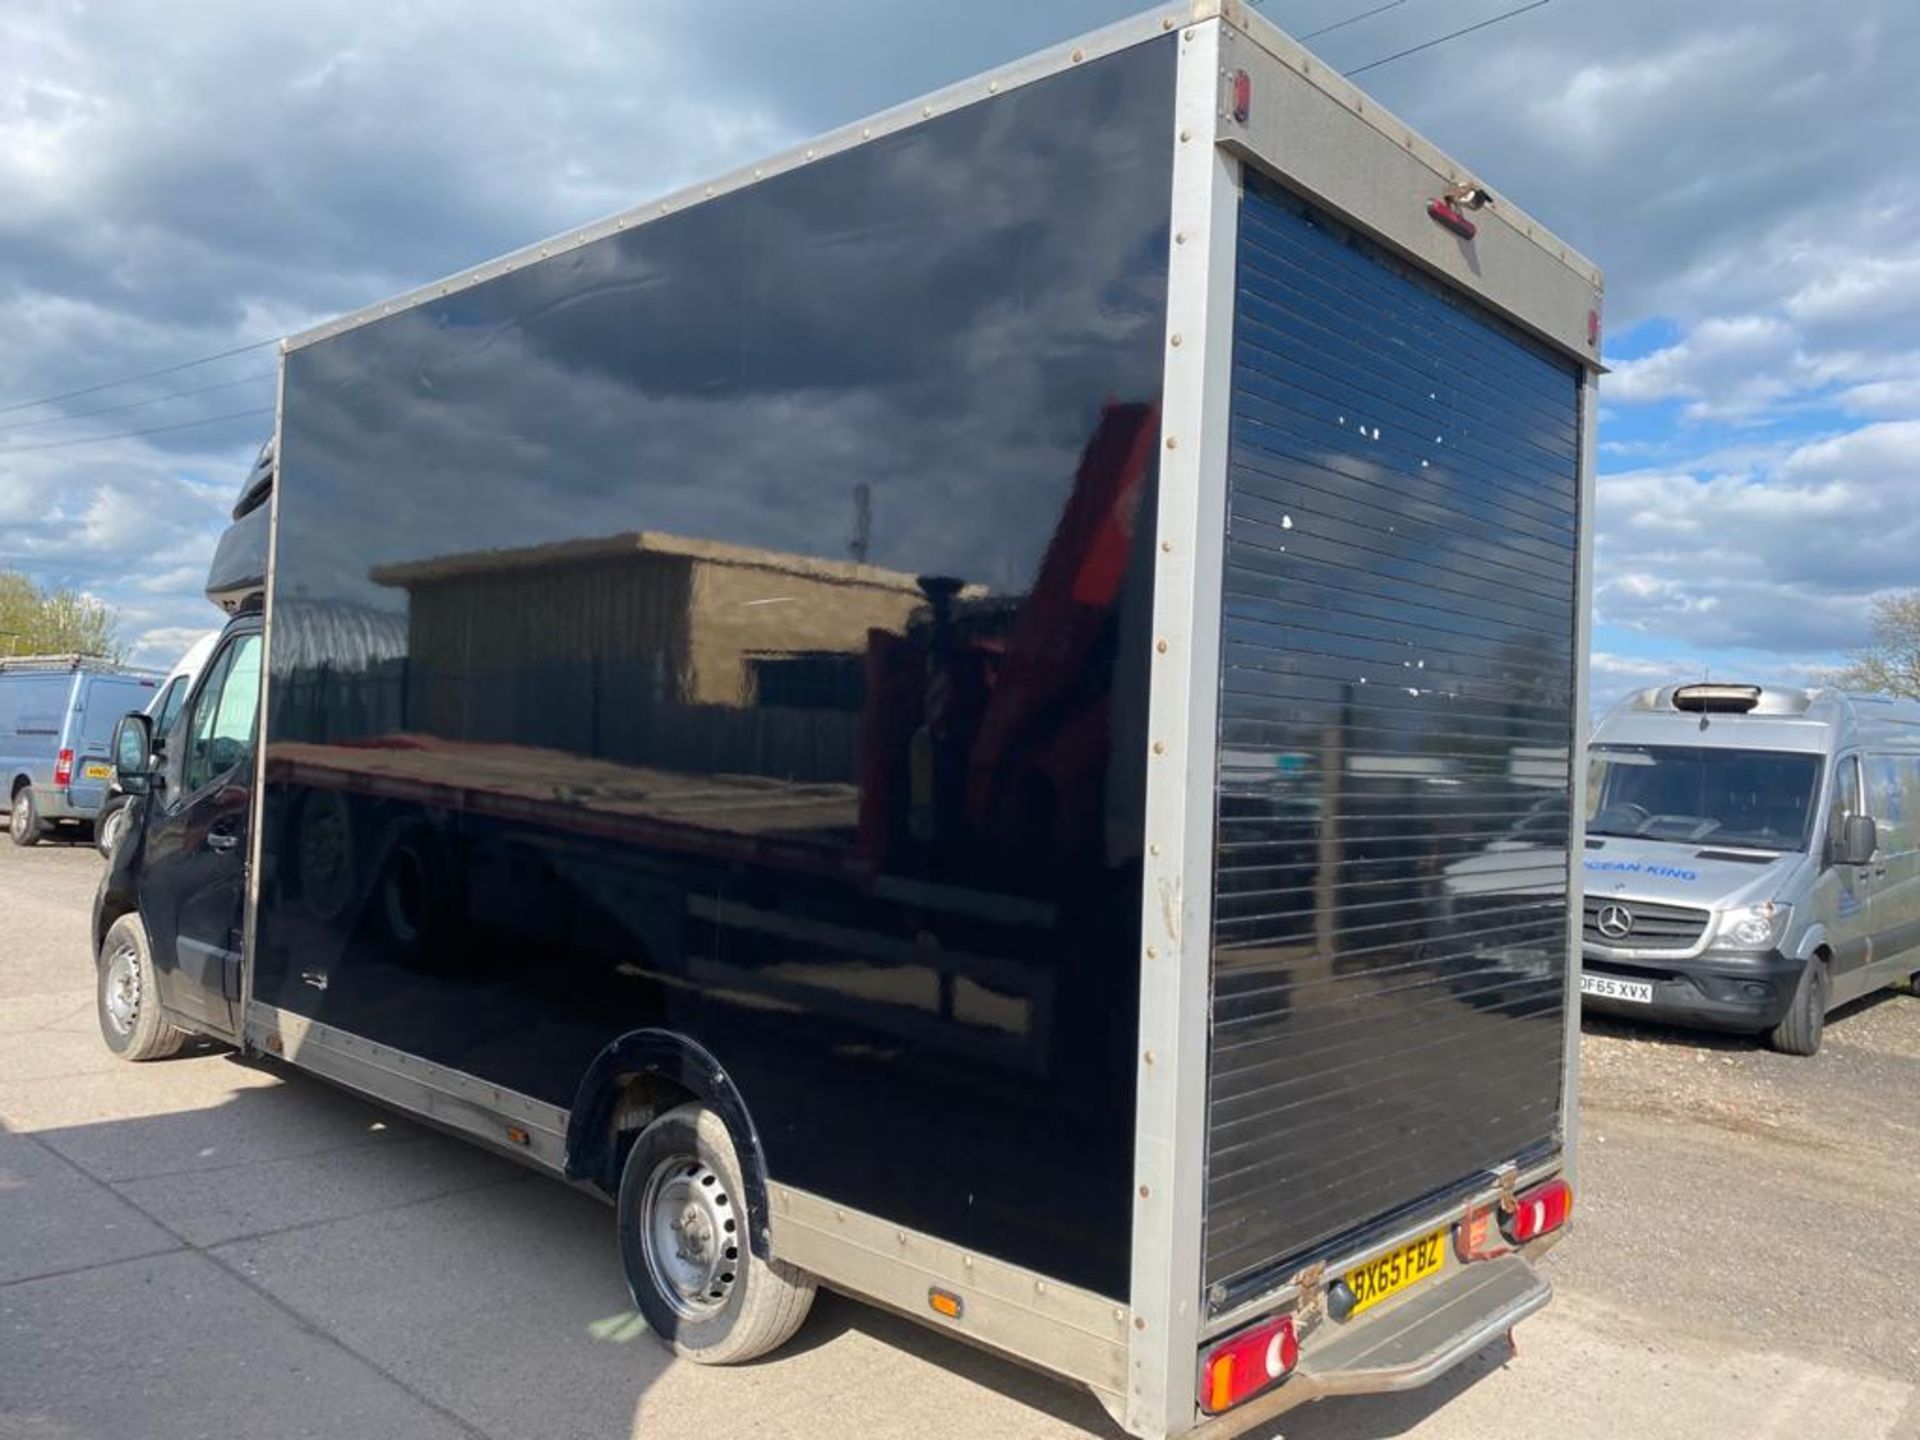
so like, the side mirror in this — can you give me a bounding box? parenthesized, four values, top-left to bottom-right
(112, 712, 156, 796)
(1833, 813, 1877, 868)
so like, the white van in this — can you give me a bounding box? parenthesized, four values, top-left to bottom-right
(1583, 683, 1920, 1054)
(92, 631, 220, 856)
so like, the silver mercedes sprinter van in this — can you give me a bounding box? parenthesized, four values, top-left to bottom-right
(1582, 682, 1920, 1054)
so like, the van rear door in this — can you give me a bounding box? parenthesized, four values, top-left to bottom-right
(69, 675, 159, 815)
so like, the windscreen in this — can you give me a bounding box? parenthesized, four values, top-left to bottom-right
(1587, 744, 1821, 851)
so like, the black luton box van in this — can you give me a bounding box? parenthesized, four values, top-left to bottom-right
(93, 5, 1600, 1435)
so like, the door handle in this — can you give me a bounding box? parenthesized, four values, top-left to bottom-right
(207, 831, 239, 853)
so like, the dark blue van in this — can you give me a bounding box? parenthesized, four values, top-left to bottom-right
(2, 657, 159, 845)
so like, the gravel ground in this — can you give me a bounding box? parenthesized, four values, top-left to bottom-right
(3, 839, 1917, 1439)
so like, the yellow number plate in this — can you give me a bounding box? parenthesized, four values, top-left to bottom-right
(1343, 1228, 1446, 1317)
(83, 763, 113, 780)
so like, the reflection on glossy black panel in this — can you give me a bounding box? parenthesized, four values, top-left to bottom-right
(1203, 175, 1581, 1304)
(255, 41, 1176, 1300)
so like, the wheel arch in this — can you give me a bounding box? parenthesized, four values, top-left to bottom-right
(1793, 924, 1832, 965)
(566, 1030, 773, 1260)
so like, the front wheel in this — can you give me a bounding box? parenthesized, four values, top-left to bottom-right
(97, 914, 188, 1061)
(616, 1103, 815, 1364)
(95, 799, 131, 859)
(9, 786, 42, 847)
(1765, 957, 1827, 1056)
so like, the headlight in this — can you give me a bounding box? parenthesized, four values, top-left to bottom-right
(1714, 902, 1790, 950)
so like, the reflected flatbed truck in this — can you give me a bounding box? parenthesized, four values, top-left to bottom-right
(91, 5, 1600, 1434)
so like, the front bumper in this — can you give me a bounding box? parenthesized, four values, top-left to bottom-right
(1581, 946, 1803, 1031)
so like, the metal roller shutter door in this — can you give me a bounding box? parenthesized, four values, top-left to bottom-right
(1203, 172, 1582, 1304)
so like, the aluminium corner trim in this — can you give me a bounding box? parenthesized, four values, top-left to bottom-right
(1126, 17, 1239, 1440)
(284, 3, 1213, 355)
(1561, 371, 1600, 1194)
(237, 352, 288, 1043)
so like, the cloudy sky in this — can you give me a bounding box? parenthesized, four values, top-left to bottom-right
(2, 0, 1915, 710)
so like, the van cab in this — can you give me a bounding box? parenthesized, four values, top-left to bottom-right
(1582, 683, 1920, 1054)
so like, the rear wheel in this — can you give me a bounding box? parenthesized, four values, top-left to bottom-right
(96, 914, 188, 1061)
(617, 1103, 815, 1364)
(1766, 957, 1827, 1057)
(9, 785, 42, 847)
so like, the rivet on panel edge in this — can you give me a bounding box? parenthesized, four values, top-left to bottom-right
(1156, 639, 1169, 653)
(1179, 129, 1191, 143)
(1152, 741, 1166, 754)
(1170, 333, 1183, 347)
(1165, 436, 1178, 449)
(1135, 1317, 1148, 1331)
(1146, 946, 1158, 960)
(1139, 1185, 1151, 1198)
(1072, 48, 1084, 62)
(988, 80, 999, 93)
(1143, 1049, 1156, 1065)
(1175, 231, 1187, 245)
(1162, 16, 1174, 28)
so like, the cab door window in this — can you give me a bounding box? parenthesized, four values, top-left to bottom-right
(1825, 755, 1863, 865)
(180, 636, 262, 796)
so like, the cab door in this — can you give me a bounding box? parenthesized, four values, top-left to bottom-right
(141, 627, 262, 1038)
(1858, 754, 1920, 994)
(1817, 754, 1876, 996)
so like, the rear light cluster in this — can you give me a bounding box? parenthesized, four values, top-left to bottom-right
(1503, 1177, 1573, 1244)
(53, 748, 74, 787)
(1457, 1177, 1574, 1260)
(1200, 1314, 1296, 1415)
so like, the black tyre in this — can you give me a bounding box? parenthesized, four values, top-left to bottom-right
(1766, 957, 1827, 1057)
(9, 785, 43, 847)
(96, 913, 188, 1061)
(617, 1103, 815, 1364)
(95, 798, 131, 859)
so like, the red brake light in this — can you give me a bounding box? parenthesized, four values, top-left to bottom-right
(1501, 1178, 1573, 1244)
(1427, 198, 1477, 240)
(53, 748, 73, 787)
(1230, 69, 1252, 124)
(1200, 1314, 1297, 1415)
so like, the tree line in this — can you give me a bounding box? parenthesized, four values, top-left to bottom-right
(0, 571, 122, 662)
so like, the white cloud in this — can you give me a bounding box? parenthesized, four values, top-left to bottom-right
(1594, 422, 1920, 657)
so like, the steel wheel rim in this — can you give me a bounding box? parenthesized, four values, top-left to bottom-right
(639, 1154, 740, 1319)
(103, 944, 140, 1035)
(11, 792, 26, 831)
(101, 808, 125, 854)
